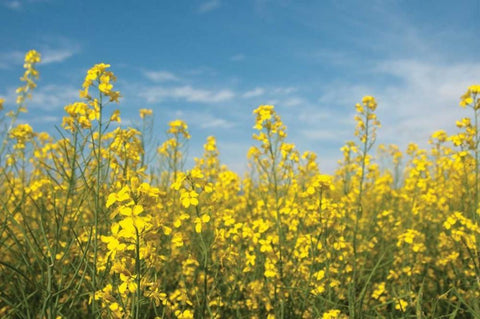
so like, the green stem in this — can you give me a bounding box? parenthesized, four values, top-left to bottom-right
(92, 91, 103, 317)
(135, 226, 141, 319)
(474, 104, 479, 223)
(352, 110, 370, 319)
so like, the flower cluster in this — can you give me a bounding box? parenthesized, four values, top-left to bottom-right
(2, 52, 480, 318)
(80, 63, 120, 102)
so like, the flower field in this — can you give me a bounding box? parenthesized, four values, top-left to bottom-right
(1, 50, 480, 318)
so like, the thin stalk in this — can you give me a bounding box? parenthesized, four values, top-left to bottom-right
(194, 204, 210, 318)
(352, 110, 370, 319)
(267, 129, 285, 318)
(135, 227, 141, 319)
(92, 90, 104, 317)
(474, 104, 479, 224)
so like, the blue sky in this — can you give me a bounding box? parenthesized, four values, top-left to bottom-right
(1, 0, 479, 173)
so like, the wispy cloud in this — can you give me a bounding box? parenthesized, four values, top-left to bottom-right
(183, 111, 235, 129)
(317, 83, 374, 114)
(32, 85, 79, 110)
(184, 66, 217, 77)
(139, 85, 235, 104)
(200, 117, 233, 129)
(282, 97, 304, 107)
(0, 46, 77, 69)
(143, 70, 180, 82)
(244, 88, 303, 108)
(373, 59, 480, 147)
(198, 0, 221, 13)
(314, 59, 480, 151)
(42, 48, 75, 64)
(243, 87, 265, 98)
(3, 84, 79, 111)
(272, 87, 297, 95)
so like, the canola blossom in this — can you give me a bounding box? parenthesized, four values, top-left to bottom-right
(1, 51, 480, 318)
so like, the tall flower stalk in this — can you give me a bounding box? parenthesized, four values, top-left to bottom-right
(79, 63, 120, 316)
(459, 85, 480, 223)
(0, 50, 40, 162)
(350, 96, 380, 318)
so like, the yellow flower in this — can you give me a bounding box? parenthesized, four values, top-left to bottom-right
(139, 108, 153, 119)
(101, 235, 126, 259)
(194, 214, 210, 233)
(459, 85, 479, 107)
(362, 95, 377, 111)
(460, 92, 473, 107)
(175, 309, 194, 319)
(82, 63, 120, 102)
(371, 282, 386, 299)
(204, 136, 216, 151)
(9, 123, 35, 149)
(106, 186, 132, 208)
(119, 273, 137, 295)
(264, 258, 277, 278)
(180, 190, 199, 208)
(24, 50, 41, 64)
(98, 81, 113, 94)
(110, 109, 121, 122)
(469, 84, 480, 94)
(322, 309, 342, 319)
(394, 298, 408, 311)
(167, 119, 191, 138)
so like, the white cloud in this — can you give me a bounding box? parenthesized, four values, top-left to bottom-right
(200, 118, 232, 129)
(143, 70, 180, 82)
(373, 60, 480, 147)
(195, 113, 235, 129)
(3, 84, 79, 111)
(243, 87, 265, 98)
(198, 0, 221, 13)
(286, 56, 480, 174)
(36, 35, 81, 65)
(272, 87, 297, 95)
(184, 66, 217, 76)
(32, 85, 79, 110)
(282, 97, 304, 107)
(315, 59, 480, 152)
(140, 85, 235, 104)
(165, 110, 235, 129)
(41, 48, 75, 64)
(317, 83, 373, 108)
(0, 46, 77, 69)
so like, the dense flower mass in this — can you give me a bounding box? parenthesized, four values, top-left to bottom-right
(1, 51, 480, 318)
